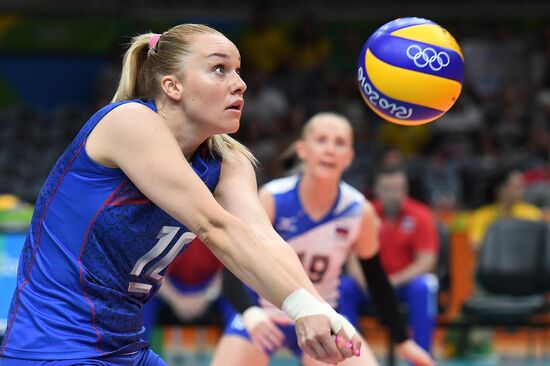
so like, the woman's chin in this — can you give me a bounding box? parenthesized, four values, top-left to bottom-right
(311, 168, 342, 181)
(226, 120, 240, 134)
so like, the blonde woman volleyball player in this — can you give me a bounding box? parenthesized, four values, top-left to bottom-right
(0, 25, 361, 366)
(211, 113, 434, 366)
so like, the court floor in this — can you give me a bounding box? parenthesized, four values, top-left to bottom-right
(154, 325, 550, 366)
(161, 353, 550, 366)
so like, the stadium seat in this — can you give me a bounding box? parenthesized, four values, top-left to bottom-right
(458, 218, 550, 357)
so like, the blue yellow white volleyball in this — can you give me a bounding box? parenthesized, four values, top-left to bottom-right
(357, 17, 464, 126)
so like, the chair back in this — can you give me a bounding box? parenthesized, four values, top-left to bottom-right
(477, 219, 547, 296)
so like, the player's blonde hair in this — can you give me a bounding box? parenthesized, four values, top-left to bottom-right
(112, 23, 255, 164)
(301, 112, 354, 141)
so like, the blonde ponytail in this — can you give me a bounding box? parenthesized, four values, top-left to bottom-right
(112, 33, 154, 102)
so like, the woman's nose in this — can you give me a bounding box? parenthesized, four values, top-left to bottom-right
(232, 73, 247, 95)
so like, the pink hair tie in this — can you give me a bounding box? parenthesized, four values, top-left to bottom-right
(148, 34, 161, 50)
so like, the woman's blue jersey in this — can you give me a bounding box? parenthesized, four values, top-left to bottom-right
(0, 100, 222, 359)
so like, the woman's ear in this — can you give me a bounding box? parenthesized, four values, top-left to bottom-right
(160, 75, 182, 101)
(343, 148, 355, 169)
(295, 140, 306, 160)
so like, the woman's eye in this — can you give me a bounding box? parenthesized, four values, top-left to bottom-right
(213, 65, 225, 74)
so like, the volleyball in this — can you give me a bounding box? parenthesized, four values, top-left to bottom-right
(357, 17, 464, 126)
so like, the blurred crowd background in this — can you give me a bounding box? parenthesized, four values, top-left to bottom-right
(0, 0, 549, 217)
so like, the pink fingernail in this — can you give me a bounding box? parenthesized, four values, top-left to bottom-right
(335, 335, 340, 344)
(355, 348, 361, 356)
(347, 341, 353, 349)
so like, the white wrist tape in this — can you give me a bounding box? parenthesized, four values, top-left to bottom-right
(282, 288, 356, 339)
(282, 288, 326, 320)
(242, 306, 269, 330)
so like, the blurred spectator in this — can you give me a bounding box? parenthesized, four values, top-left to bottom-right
(468, 166, 542, 251)
(365, 166, 440, 354)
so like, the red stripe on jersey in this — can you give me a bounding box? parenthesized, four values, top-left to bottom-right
(77, 179, 128, 354)
(109, 197, 150, 206)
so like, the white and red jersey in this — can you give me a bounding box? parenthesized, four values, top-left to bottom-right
(259, 175, 366, 323)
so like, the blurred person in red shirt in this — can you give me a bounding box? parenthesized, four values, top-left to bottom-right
(354, 166, 439, 354)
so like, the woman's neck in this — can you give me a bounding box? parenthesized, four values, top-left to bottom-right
(168, 120, 207, 158)
(156, 100, 208, 158)
(299, 173, 340, 221)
